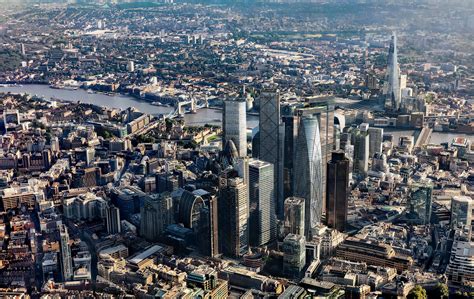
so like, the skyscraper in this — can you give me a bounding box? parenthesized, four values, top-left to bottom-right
(258, 88, 284, 219)
(58, 224, 73, 281)
(368, 127, 384, 158)
(248, 159, 276, 246)
(296, 97, 335, 215)
(406, 184, 433, 225)
(140, 193, 174, 241)
(223, 99, 247, 157)
(218, 170, 249, 258)
(282, 114, 299, 202)
(294, 116, 324, 238)
(282, 234, 306, 278)
(451, 196, 474, 235)
(284, 197, 305, 237)
(106, 204, 121, 234)
(198, 195, 219, 258)
(326, 151, 350, 232)
(385, 33, 401, 111)
(352, 127, 369, 177)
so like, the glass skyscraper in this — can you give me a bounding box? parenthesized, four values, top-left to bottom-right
(282, 115, 299, 202)
(248, 158, 276, 246)
(296, 97, 335, 216)
(223, 99, 247, 157)
(284, 197, 305, 237)
(385, 33, 401, 111)
(407, 184, 433, 225)
(259, 88, 284, 219)
(326, 151, 350, 232)
(294, 116, 324, 238)
(218, 171, 249, 257)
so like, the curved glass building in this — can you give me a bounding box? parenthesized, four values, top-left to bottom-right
(294, 116, 323, 238)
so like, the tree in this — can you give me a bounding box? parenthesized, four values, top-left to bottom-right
(165, 118, 173, 132)
(408, 285, 427, 299)
(437, 283, 449, 299)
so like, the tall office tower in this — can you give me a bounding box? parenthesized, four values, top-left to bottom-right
(451, 196, 474, 237)
(296, 97, 335, 215)
(284, 197, 305, 236)
(368, 127, 384, 157)
(326, 151, 350, 232)
(248, 159, 276, 246)
(258, 88, 284, 218)
(198, 195, 219, 258)
(282, 114, 299, 201)
(58, 224, 73, 281)
(282, 234, 306, 278)
(140, 193, 174, 241)
(352, 128, 369, 177)
(235, 157, 249, 191)
(223, 99, 247, 157)
(294, 116, 324, 238)
(218, 170, 249, 258)
(406, 184, 433, 225)
(106, 204, 121, 234)
(385, 33, 401, 111)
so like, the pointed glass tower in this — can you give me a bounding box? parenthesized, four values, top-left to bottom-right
(385, 33, 401, 111)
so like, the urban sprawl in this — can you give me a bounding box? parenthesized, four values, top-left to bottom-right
(0, 0, 472, 298)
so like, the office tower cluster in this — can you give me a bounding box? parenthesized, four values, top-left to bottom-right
(2, 1, 471, 293)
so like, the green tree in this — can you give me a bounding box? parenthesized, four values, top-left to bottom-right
(408, 285, 427, 299)
(437, 283, 449, 299)
(165, 118, 173, 132)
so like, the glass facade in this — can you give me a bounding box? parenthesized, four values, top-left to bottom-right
(223, 100, 247, 157)
(249, 159, 276, 246)
(259, 89, 284, 219)
(451, 196, 473, 234)
(385, 34, 401, 110)
(407, 184, 433, 225)
(294, 116, 323, 238)
(326, 151, 350, 232)
(218, 175, 249, 257)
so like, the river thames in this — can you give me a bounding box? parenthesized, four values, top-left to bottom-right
(0, 84, 470, 144)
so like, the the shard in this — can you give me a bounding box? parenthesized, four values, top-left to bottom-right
(385, 33, 401, 111)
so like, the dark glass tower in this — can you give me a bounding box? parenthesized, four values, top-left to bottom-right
(282, 115, 299, 201)
(258, 87, 284, 219)
(326, 151, 350, 232)
(248, 159, 276, 246)
(218, 170, 249, 258)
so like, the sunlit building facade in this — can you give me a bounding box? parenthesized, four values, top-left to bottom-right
(294, 116, 324, 238)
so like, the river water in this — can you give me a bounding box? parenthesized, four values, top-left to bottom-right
(0, 84, 470, 144)
(0, 84, 259, 127)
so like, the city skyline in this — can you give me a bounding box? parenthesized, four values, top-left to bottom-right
(0, 0, 472, 298)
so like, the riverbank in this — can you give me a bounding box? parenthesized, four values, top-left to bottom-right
(0, 84, 471, 144)
(0, 84, 260, 128)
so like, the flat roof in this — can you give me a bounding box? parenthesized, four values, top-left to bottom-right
(128, 245, 163, 265)
(100, 244, 128, 255)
